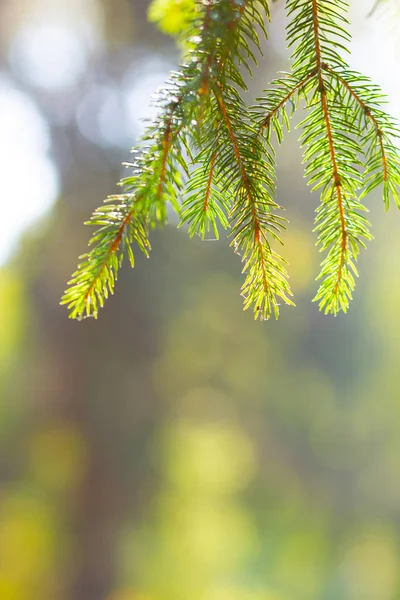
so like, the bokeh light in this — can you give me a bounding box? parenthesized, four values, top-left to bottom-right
(0, 80, 58, 264)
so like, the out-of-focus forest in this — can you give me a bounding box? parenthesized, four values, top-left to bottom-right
(1, 1, 400, 599)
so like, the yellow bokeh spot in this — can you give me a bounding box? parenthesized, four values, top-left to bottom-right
(0, 489, 58, 586)
(148, 0, 196, 36)
(164, 421, 255, 494)
(161, 498, 256, 569)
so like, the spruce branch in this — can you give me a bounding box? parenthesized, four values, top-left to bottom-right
(215, 86, 294, 319)
(254, 0, 400, 315)
(62, 83, 188, 319)
(62, 0, 400, 322)
(320, 65, 400, 209)
(62, 0, 271, 319)
(308, 0, 355, 311)
(179, 132, 231, 239)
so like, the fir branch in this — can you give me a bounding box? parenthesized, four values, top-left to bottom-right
(63, 198, 150, 320)
(179, 134, 231, 239)
(321, 64, 400, 210)
(62, 0, 269, 319)
(283, 0, 374, 313)
(254, 0, 399, 315)
(257, 71, 316, 137)
(318, 91, 349, 305)
(63, 0, 400, 322)
(215, 87, 294, 319)
(305, 0, 369, 312)
(254, 71, 317, 148)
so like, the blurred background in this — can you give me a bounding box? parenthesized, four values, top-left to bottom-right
(1, 0, 400, 599)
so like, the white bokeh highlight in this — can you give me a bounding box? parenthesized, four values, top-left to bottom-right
(0, 80, 59, 264)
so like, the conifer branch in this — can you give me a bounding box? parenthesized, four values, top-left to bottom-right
(322, 65, 388, 181)
(320, 64, 400, 210)
(321, 94, 348, 296)
(215, 87, 294, 319)
(258, 71, 316, 137)
(309, 0, 349, 305)
(179, 132, 231, 239)
(62, 0, 270, 319)
(268, 0, 390, 314)
(62, 0, 400, 321)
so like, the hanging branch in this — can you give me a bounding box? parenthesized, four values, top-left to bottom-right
(254, 0, 400, 315)
(62, 0, 400, 321)
(213, 86, 293, 319)
(320, 65, 400, 210)
(62, 0, 272, 319)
